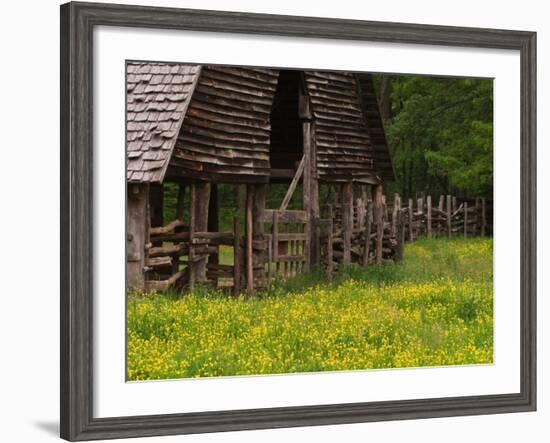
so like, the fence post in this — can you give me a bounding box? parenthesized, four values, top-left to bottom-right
(188, 182, 196, 291)
(395, 208, 405, 261)
(342, 183, 353, 264)
(427, 195, 432, 238)
(233, 218, 241, 296)
(408, 198, 414, 241)
(481, 197, 486, 236)
(391, 194, 399, 237)
(245, 185, 254, 294)
(464, 201, 468, 238)
(327, 205, 334, 277)
(446, 194, 452, 238)
(374, 185, 384, 264)
(363, 201, 372, 267)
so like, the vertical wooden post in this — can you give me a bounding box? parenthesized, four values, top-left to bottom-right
(481, 197, 486, 236)
(363, 200, 372, 267)
(208, 184, 219, 284)
(452, 196, 457, 214)
(446, 194, 452, 238)
(233, 218, 241, 296)
(311, 127, 321, 267)
(245, 185, 254, 294)
(374, 184, 384, 265)
(357, 198, 366, 232)
(327, 204, 334, 277)
(341, 183, 353, 264)
(252, 184, 266, 286)
(188, 182, 196, 291)
(427, 195, 432, 238)
(438, 195, 444, 211)
(396, 208, 406, 261)
(464, 201, 468, 238)
(127, 183, 149, 290)
(267, 233, 273, 283)
(391, 194, 399, 237)
(194, 181, 211, 281)
(302, 116, 312, 271)
(272, 211, 279, 275)
(408, 198, 414, 241)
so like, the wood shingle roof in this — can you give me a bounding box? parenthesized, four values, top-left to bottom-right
(126, 62, 201, 183)
(126, 62, 393, 185)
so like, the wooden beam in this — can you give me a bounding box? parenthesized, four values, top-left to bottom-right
(373, 184, 384, 264)
(363, 200, 372, 267)
(279, 155, 305, 211)
(253, 184, 267, 286)
(127, 183, 149, 290)
(188, 182, 196, 291)
(302, 118, 312, 271)
(341, 182, 353, 264)
(194, 181, 211, 281)
(233, 218, 241, 296)
(245, 185, 254, 294)
(408, 198, 414, 242)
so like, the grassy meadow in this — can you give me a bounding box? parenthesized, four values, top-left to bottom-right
(127, 237, 493, 380)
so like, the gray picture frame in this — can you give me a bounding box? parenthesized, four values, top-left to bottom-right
(60, 1, 537, 441)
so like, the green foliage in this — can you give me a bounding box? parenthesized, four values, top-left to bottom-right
(127, 237, 493, 379)
(380, 75, 493, 199)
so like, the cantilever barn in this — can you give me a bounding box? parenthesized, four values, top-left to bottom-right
(126, 63, 396, 293)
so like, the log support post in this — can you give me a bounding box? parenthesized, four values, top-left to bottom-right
(327, 204, 334, 277)
(233, 218, 241, 296)
(188, 182, 196, 291)
(193, 181, 211, 281)
(252, 184, 267, 287)
(245, 185, 254, 294)
(127, 183, 149, 290)
(373, 183, 384, 264)
(363, 200, 372, 267)
(341, 182, 353, 264)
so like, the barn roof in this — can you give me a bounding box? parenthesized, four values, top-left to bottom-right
(126, 62, 201, 183)
(126, 63, 393, 184)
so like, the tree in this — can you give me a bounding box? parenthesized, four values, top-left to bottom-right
(378, 74, 493, 199)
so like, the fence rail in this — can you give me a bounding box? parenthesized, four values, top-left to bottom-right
(141, 193, 491, 293)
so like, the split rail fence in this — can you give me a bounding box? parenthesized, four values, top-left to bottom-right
(142, 193, 490, 293)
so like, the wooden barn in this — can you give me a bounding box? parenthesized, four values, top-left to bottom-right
(126, 62, 395, 293)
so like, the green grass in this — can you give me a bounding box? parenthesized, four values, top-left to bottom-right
(127, 237, 493, 380)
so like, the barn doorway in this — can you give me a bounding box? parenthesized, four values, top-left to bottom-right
(269, 70, 304, 173)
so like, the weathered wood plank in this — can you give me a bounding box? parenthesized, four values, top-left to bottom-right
(280, 155, 306, 211)
(245, 185, 254, 294)
(233, 218, 241, 296)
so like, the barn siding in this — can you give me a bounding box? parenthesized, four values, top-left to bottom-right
(167, 66, 279, 183)
(304, 71, 379, 183)
(355, 74, 395, 181)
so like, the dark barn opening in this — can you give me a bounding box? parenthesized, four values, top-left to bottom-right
(269, 70, 303, 174)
